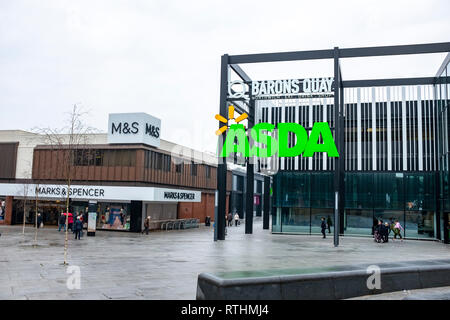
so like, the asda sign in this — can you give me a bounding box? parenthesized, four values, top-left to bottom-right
(219, 122, 339, 158)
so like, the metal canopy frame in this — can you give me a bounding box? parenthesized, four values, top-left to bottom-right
(216, 42, 450, 244)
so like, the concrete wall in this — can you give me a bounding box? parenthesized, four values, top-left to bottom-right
(197, 261, 450, 300)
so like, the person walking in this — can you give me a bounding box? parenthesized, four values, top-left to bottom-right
(67, 212, 74, 232)
(234, 212, 239, 227)
(58, 212, 66, 232)
(321, 217, 327, 239)
(74, 216, 83, 240)
(227, 212, 233, 227)
(326, 215, 333, 233)
(142, 216, 150, 235)
(393, 219, 404, 241)
(79, 213, 84, 237)
(380, 221, 389, 243)
(37, 213, 43, 229)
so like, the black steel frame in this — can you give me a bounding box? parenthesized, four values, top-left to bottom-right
(217, 42, 450, 244)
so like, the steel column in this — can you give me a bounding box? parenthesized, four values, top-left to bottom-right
(333, 47, 341, 247)
(263, 176, 270, 230)
(245, 98, 255, 234)
(216, 54, 229, 241)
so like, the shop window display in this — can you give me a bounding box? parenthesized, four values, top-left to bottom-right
(0, 199, 5, 220)
(97, 203, 131, 231)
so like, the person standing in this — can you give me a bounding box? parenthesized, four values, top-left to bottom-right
(321, 217, 327, 239)
(234, 212, 240, 227)
(326, 215, 333, 234)
(227, 212, 233, 227)
(383, 222, 390, 243)
(393, 219, 404, 241)
(142, 216, 150, 235)
(58, 212, 66, 232)
(37, 213, 43, 229)
(74, 216, 83, 240)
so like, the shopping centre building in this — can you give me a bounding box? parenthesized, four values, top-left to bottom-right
(0, 112, 265, 232)
(217, 43, 449, 243)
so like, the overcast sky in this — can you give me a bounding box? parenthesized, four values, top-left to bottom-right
(0, 0, 449, 153)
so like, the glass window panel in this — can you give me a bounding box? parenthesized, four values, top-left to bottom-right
(405, 211, 435, 239)
(344, 209, 373, 236)
(279, 208, 310, 234)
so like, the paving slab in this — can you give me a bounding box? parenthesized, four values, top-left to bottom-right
(1, 218, 449, 299)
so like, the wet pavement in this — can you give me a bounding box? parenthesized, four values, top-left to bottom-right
(1, 218, 449, 299)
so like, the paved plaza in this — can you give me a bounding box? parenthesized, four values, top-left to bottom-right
(1, 218, 449, 300)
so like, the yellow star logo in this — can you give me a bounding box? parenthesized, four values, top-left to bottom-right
(215, 105, 248, 135)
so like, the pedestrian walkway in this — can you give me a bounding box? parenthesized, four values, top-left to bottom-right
(0, 218, 449, 299)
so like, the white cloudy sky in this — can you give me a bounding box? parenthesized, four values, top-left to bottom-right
(0, 0, 449, 153)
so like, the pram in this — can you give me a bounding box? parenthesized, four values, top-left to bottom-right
(374, 230, 383, 243)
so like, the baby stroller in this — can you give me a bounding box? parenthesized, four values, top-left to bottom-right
(374, 230, 383, 243)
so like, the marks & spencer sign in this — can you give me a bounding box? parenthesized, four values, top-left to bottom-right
(0, 183, 200, 203)
(107, 113, 161, 147)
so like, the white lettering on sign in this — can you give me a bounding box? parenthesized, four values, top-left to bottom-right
(108, 113, 161, 147)
(0, 183, 201, 203)
(230, 77, 334, 100)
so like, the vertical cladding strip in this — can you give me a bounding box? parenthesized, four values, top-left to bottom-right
(392, 87, 396, 171)
(299, 103, 303, 171)
(347, 91, 350, 171)
(294, 103, 298, 170)
(322, 98, 328, 170)
(362, 88, 366, 171)
(429, 85, 434, 171)
(417, 86, 423, 171)
(372, 87, 377, 171)
(402, 87, 407, 171)
(433, 84, 438, 171)
(387, 87, 392, 170)
(424, 86, 430, 171)
(411, 86, 415, 171)
(309, 98, 313, 171)
(357, 88, 362, 170)
(280, 101, 285, 171)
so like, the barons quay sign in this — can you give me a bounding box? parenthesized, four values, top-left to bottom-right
(228, 77, 334, 100)
(220, 122, 339, 158)
(108, 112, 161, 147)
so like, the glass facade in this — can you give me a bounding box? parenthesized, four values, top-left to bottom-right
(273, 172, 438, 239)
(262, 53, 450, 243)
(436, 56, 450, 243)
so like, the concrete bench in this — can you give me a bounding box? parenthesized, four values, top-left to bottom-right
(196, 259, 450, 300)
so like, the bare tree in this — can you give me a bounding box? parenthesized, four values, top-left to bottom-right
(16, 166, 33, 235)
(34, 182, 40, 246)
(35, 104, 96, 264)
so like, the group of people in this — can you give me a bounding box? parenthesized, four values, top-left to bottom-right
(227, 212, 240, 227)
(58, 211, 86, 240)
(373, 219, 404, 243)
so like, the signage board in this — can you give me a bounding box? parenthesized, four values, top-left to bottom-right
(107, 113, 161, 147)
(228, 77, 334, 100)
(0, 183, 201, 203)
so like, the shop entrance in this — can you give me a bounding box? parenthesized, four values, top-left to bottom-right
(13, 199, 65, 225)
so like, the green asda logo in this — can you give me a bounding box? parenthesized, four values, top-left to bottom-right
(219, 122, 339, 158)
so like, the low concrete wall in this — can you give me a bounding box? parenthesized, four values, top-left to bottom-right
(197, 263, 450, 300)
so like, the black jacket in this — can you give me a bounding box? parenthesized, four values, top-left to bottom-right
(321, 221, 327, 230)
(74, 220, 83, 231)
